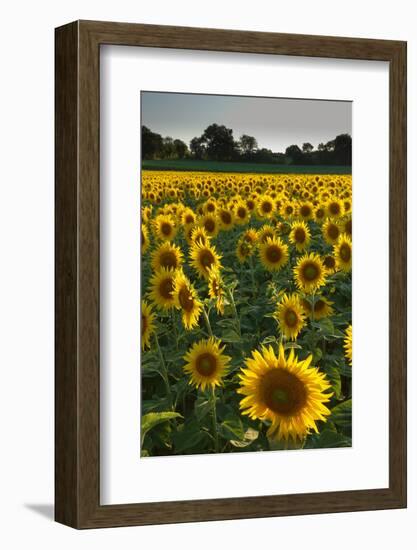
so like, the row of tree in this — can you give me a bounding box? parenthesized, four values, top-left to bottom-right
(142, 123, 352, 165)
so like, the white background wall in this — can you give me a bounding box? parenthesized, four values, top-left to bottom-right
(0, 0, 415, 548)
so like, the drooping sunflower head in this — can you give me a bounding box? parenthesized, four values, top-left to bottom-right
(242, 228, 258, 245)
(274, 293, 306, 341)
(151, 241, 183, 271)
(293, 252, 327, 294)
(183, 337, 231, 390)
(190, 241, 222, 280)
(153, 214, 177, 241)
(322, 218, 341, 244)
(172, 271, 202, 330)
(334, 234, 352, 272)
(141, 223, 150, 255)
(148, 267, 177, 310)
(289, 221, 311, 252)
(207, 266, 225, 315)
(141, 300, 156, 350)
(323, 254, 338, 273)
(344, 324, 352, 365)
(238, 345, 332, 442)
(259, 236, 289, 272)
(199, 213, 220, 238)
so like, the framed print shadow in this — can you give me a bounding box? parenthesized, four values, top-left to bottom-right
(55, 20, 407, 528)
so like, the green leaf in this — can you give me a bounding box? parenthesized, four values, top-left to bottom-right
(305, 429, 351, 449)
(219, 415, 245, 441)
(141, 411, 182, 444)
(194, 396, 212, 421)
(172, 421, 208, 453)
(330, 399, 352, 429)
(221, 329, 241, 343)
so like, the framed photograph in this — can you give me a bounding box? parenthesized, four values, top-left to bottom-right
(55, 20, 407, 528)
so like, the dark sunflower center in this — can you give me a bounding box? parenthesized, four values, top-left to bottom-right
(221, 211, 232, 224)
(316, 208, 324, 219)
(266, 245, 282, 263)
(300, 205, 311, 217)
(239, 242, 250, 256)
(160, 251, 177, 268)
(161, 222, 172, 236)
(207, 203, 215, 212)
(286, 206, 294, 215)
(196, 352, 217, 377)
(327, 224, 340, 240)
(294, 228, 306, 243)
(284, 309, 298, 327)
(324, 256, 336, 269)
(314, 299, 325, 312)
(159, 278, 174, 300)
(237, 207, 246, 218)
(261, 368, 307, 415)
(178, 286, 194, 312)
(345, 219, 352, 235)
(211, 280, 220, 295)
(303, 262, 319, 281)
(247, 200, 255, 210)
(329, 202, 340, 215)
(199, 250, 215, 269)
(185, 215, 194, 224)
(141, 314, 147, 336)
(141, 230, 145, 246)
(262, 202, 272, 213)
(340, 243, 351, 262)
(204, 219, 215, 232)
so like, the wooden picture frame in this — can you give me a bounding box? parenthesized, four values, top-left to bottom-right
(55, 20, 407, 529)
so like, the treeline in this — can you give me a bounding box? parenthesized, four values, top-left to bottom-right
(142, 123, 352, 166)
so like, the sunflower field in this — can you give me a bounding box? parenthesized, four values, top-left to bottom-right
(141, 170, 352, 456)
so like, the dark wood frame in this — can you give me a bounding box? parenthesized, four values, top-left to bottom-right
(55, 20, 407, 529)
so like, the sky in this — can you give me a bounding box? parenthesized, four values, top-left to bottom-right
(141, 91, 352, 153)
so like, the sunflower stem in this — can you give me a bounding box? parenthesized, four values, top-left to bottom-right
(226, 286, 242, 339)
(211, 386, 219, 453)
(154, 333, 174, 411)
(171, 309, 178, 350)
(202, 306, 213, 337)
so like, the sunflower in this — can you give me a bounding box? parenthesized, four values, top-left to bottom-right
(298, 201, 314, 221)
(188, 226, 209, 247)
(258, 224, 276, 244)
(275, 293, 306, 340)
(141, 223, 150, 255)
(282, 201, 295, 219)
(314, 206, 326, 224)
(259, 236, 289, 272)
(199, 213, 220, 238)
(151, 242, 183, 271)
(183, 337, 231, 390)
(236, 237, 254, 263)
(302, 296, 334, 320)
(217, 207, 235, 231)
(172, 271, 202, 330)
(234, 201, 250, 225)
(190, 241, 222, 280)
(148, 267, 177, 310)
(242, 228, 258, 245)
(294, 252, 327, 294)
(289, 221, 311, 252)
(326, 198, 343, 219)
(342, 216, 352, 236)
(322, 219, 341, 245)
(181, 207, 197, 226)
(344, 324, 352, 365)
(323, 254, 338, 273)
(238, 345, 332, 442)
(141, 300, 156, 350)
(153, 214, 177, 241)
(334, 234, 352, 272)
(257, 195, 276, 219)
(208, 266, 225, 315)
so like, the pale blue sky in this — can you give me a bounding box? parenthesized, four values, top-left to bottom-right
(141, 91, 352, 153)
